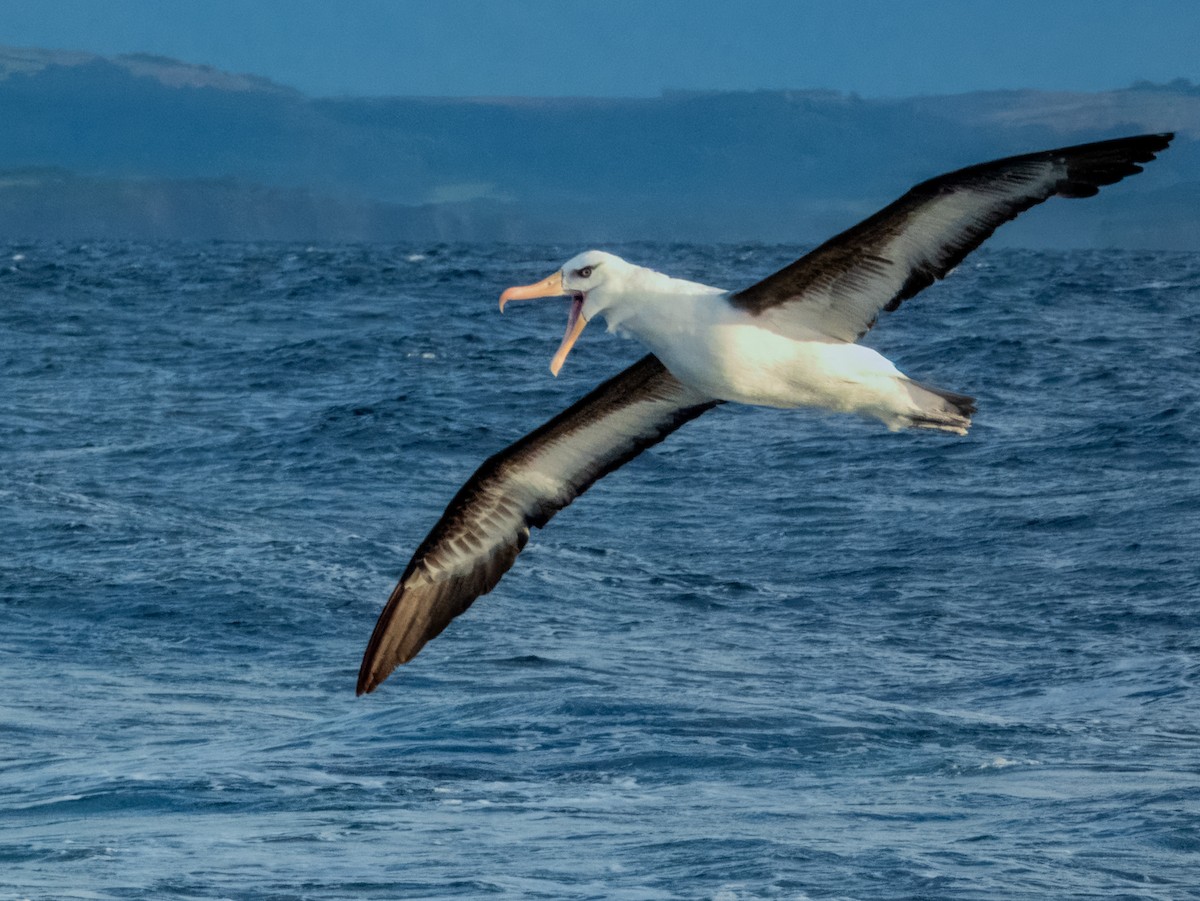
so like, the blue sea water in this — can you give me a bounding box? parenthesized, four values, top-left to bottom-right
(1, 241, 1199, 900)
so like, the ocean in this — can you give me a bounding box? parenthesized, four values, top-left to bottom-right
(2, 241, 1198, 900)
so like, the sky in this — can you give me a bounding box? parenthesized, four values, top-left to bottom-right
(0, 0, 1197, 98)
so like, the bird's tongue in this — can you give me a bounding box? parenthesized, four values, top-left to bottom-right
(550, 296, 587, 376)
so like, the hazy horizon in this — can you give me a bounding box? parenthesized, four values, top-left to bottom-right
(1, 10, 1195, 248)
(0, 0, 1197, 99)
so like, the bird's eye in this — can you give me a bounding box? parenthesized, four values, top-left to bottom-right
(577, 266, 593, 279)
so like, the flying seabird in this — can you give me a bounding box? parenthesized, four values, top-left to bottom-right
(357, 132, 1172, 695)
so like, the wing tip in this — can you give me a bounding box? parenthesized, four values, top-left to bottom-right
(356, 622, 422, 696)
(355, 588, 410, 697)
(355, 657, 384, 695)
(355, 655, 386, 696)
(1122, 131, 1173, 152)
(1053, 131, 1174, 198)
(1147, 131, 1174, 150)
(356, 646, 413, 695)
(1116, 130, 1174, 163)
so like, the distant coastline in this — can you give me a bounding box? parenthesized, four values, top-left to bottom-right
(1, 46, 1196, 247)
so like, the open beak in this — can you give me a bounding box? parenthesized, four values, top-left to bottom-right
(499, 271, 588, 377)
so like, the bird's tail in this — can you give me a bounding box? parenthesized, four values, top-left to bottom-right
(902, 380, 976, 435)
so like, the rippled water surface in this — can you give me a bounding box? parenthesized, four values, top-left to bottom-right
(2, 242, 1199, 900)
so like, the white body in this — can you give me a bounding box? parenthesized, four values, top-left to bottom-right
(575, 254, 955, 433)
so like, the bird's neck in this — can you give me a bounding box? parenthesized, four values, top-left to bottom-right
(595, 268, 725, 344)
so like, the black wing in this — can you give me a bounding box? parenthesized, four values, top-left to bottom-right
(729, 133, 1173, 342)
(357, 354, 719, 694)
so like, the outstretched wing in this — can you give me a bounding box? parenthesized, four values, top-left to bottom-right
(729, 133, 1173, 342)
(357, 354, 719, 694)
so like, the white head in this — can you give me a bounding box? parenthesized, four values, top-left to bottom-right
(499, 250, 641, 375)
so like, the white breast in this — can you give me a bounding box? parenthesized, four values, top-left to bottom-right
(607, 290, 913, 419)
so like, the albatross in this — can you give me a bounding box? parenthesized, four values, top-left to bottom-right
(357, 132, 1172, 695)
